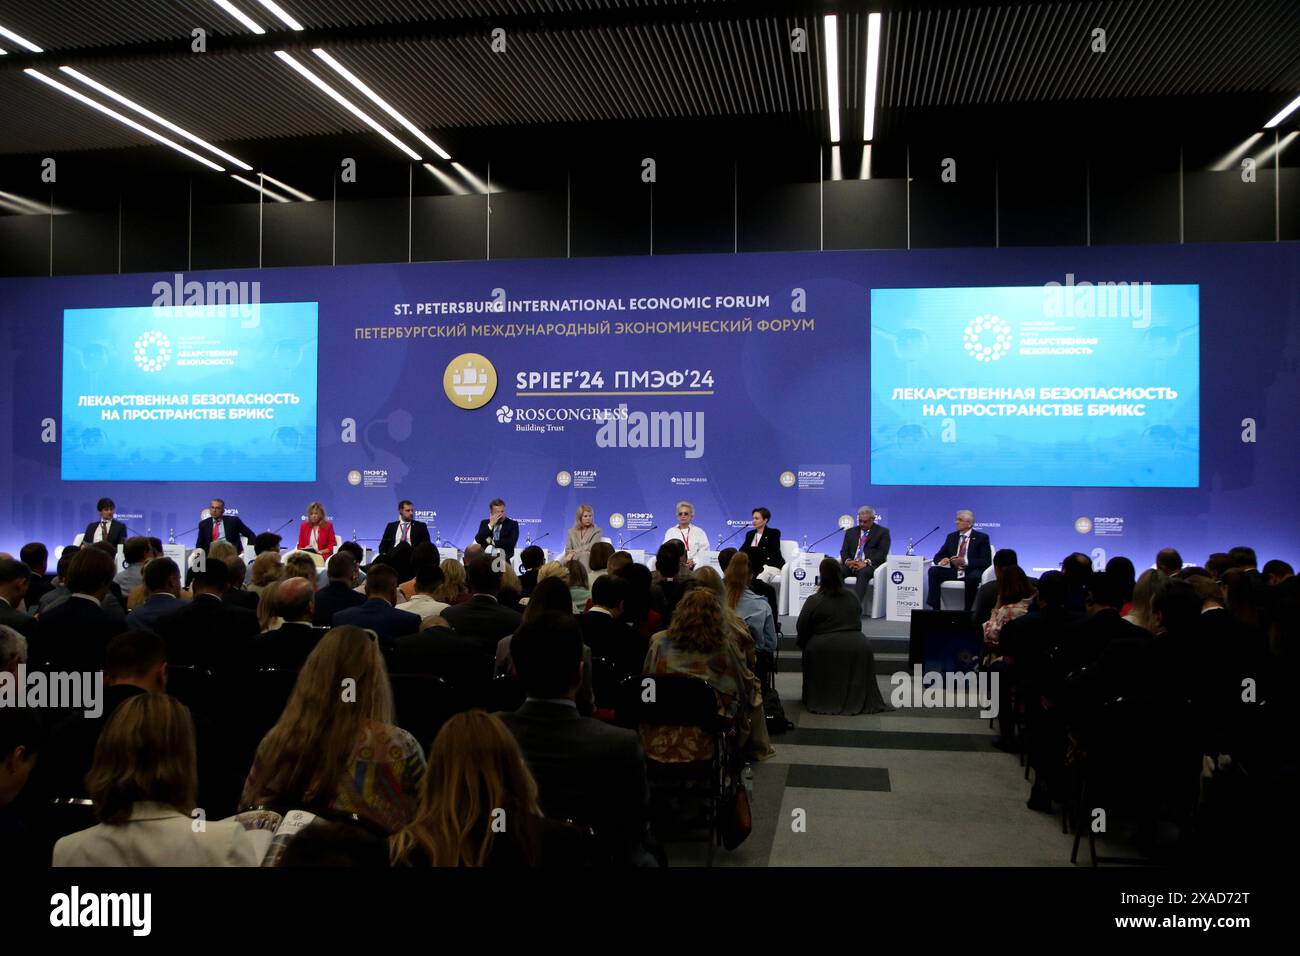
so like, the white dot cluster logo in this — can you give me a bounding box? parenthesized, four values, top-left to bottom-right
(963, 314, 1013, 362)
(495, 404, 514, 423)
(133, 330, 172, 373)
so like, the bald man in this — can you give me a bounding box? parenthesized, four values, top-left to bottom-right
(251, 576, 328, 671)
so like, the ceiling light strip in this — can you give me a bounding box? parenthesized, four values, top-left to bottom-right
(311, 49, 451, 159)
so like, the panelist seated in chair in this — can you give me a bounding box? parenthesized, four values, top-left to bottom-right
(740, 508, 785, 586)
(926, 509, 992, 611)
(840, 505, 890, 612)
(296, 501, 337, 559)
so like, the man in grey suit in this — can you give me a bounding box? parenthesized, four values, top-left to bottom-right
(840, 505, 891, 612)
(497, 612, 653, 866)
(124, 558, 183, 634)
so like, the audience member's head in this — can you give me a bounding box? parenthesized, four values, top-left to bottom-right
(511, 612, 584, 698)
(19, 542, 48, 576)
(253, 551, 286, 588)
(535, 561, 566, 584)
(364, 564, 400, 604)
(122, 536, 150, 566)
(1128, 568, 1166, 630)
(147, 537, 164, 558)
(283, 552, 319, 584)
(566, 560, 589, 590)
(499, 566, 523, 606)
(104, 630, 167, 692)
(434, 559, 467, 603)
(254, 532, 283, 555)
(612, 562, 653, 624)
(248, 626, 394, 809)
(996, 566, 1034, 607)
(412, 561, 445, 597)
(1205, 552, 1233, 580)
(191, 557, 230, 596)
(1150, 578, 1201, 635)
(0, 625, 27, 676)
(606, 551, 633, 576)
(817, 557, 844, 594)
(0, 706, 43, 809)
(208, 539, 238, 561)
(326, 551, 357, 585)
(717, 547, 738, 572)
(87, 693, 197, 824)
(337, 541, 365, 565)
(521, 577, 572, 625)
(992, 549, 1019, 577)
(590, 573, 626, 615)
(1034, 570, 1067, 610)
(278, 820, 389, 867)
(224, 555, 247, 588)
(689, 566, 724, 597)
(466, 554, 502, 597)
(277, 576, 315, 623)
(588, 541, 615, 573)
(67, 546, 117, 597)
(408, 542, 438, 571)
(53, 547, 78, 584)
(1155, 547, 1183, 575)
(1084, 571, 1124, 613)
(519, 546, 545, 572)
(654, 542, 682, 580)
(143, 556, 181, 596)
(1104, 556, 1136, 607)
(389, 710, 543, 867)
(0, 557, 30, 606)
(1227, 546, 1258, 571)
(1263, 559, 1294, 586)
(666, 588, 727, 651)
(723, 551, 752, 610)
(1061, 552, 1093, 581)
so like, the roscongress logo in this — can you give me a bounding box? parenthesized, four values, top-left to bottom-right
(1074, 516, 1093, 534)
(133, 330, 172, 373)
(556, 470, 572, 487)
(346, 469, 362, 486)
(963, 314, 1013, 362)
(443, 353, 497, 409)
(495, 404, 514, 423)
(779, 470, 796, 488)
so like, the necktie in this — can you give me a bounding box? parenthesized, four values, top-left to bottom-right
(401, 523, 409, 543)
(101, 521, 109, 541)
(957, 534, 968, 560)
(212, 520, 221, 542)
(856, 531, 867, 560)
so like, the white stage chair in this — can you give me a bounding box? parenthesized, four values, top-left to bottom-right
(939, 548, 998, 610)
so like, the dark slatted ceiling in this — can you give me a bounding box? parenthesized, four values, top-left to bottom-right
(0, 0, 1296, 156)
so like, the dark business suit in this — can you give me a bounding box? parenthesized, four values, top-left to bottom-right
(379, 519, 430, 554)
(312, 581, 366, 627)
(124, 593, 183, 634)
(155, 593, 259, 675)
(333, 598, 422, 647)
(498, 700, 650, 864)
(251, 621, 330, 671)
(474, 517, 520, 562)
(0, 598, 37, 638)
(927, 530, 992, 610)
(389, 628, 495, 689)
(195, 515, 256, 554)
(82, 519, 127, 548)
(441, 594, 524, 655)
(31, 595, 127, 671)
(223, 587, 260, 613)
(741, 527, 785, 573)
(579, 610, 647, 680)
(840, 523, 891, 608)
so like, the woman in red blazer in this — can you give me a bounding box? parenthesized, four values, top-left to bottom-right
(297, 500, 337, 558)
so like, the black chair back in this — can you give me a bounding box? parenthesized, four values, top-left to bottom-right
(479, 674, 526, 713)
(388, 672, 461, 751)
(590, 656, 634, 710)
(166, 663, 215, 715)
(634, 673, 724, 735)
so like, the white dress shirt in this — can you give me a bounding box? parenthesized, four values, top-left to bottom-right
(396, 593, 450, 623)
(664, 524, 709, 565)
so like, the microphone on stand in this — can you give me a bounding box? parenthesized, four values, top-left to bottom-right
(718, 524, 747, 547)
(907, 525, 941, 556)
(806, 525, 848, 551)
(269, 516, 297, 535)
(621, 525, 658, 548)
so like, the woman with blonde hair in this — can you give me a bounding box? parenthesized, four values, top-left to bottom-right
(249, 551, 284, 594)
(566, 559, 591, 614)
(433, 558, 470, 605)
(283, 551, 319, 583)
(536, 560, 567, 584)
(241, 625, 425, 833)
(296, 500, 337, 559)
(207, 539, 238, 561)
(389, 710, 550, 867)
(54, 694, 260, 866)
(723, 552, 778, 655)
(256, 579, 282, 631)
(561, 504, 603, 569)
(1125, 568, 1166, 631)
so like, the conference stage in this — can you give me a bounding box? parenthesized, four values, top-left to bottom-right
(0, 243, 1295, 572)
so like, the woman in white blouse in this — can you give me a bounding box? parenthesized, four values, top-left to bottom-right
(53, 694, 260, 867)
(663, 500, 709, 570)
